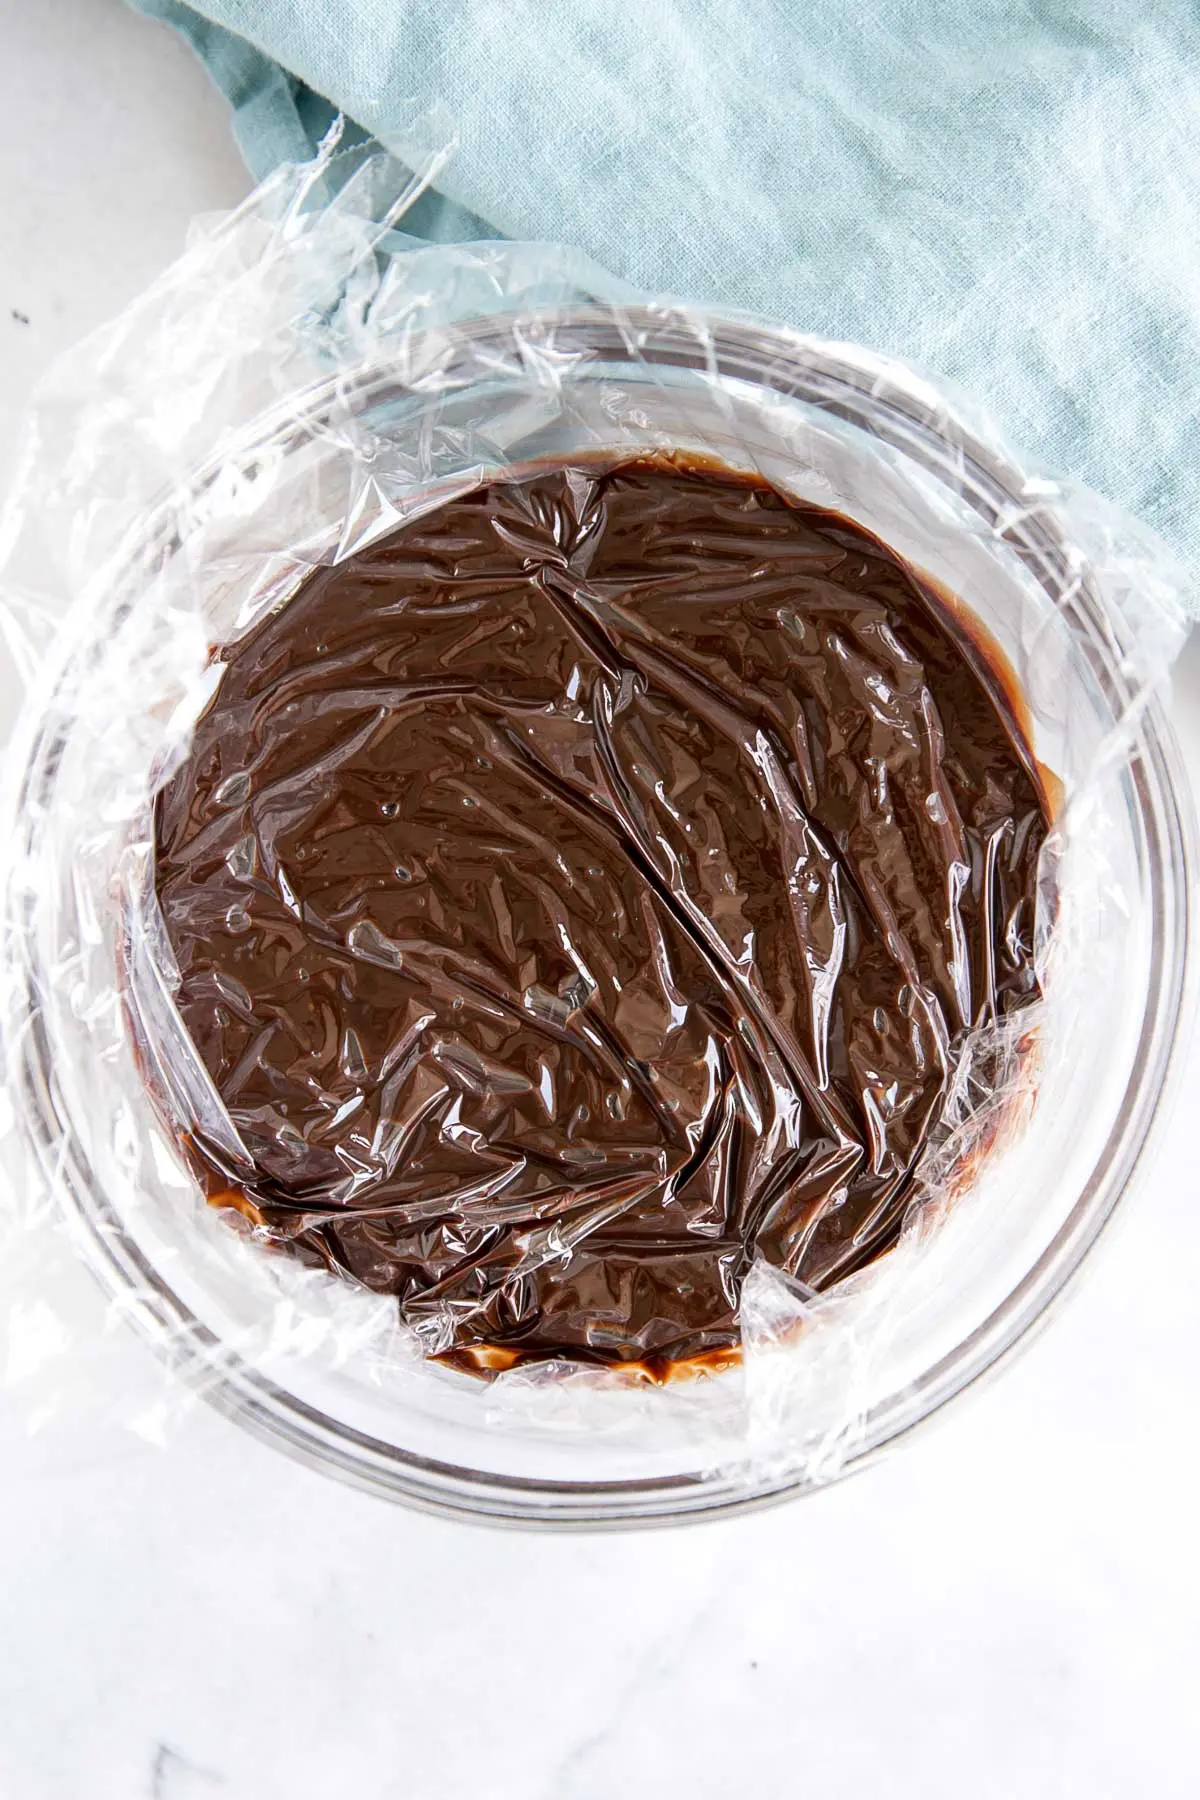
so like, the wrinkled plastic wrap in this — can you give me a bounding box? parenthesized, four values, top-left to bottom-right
(0, 139, 1193, 1520)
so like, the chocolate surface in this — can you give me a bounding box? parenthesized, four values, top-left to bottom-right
(153, 459, 1049, 1371)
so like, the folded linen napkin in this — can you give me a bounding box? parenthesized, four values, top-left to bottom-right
(134, 0, 1200, 578)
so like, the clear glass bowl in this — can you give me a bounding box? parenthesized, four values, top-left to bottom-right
(6, 310, 1194, 1525)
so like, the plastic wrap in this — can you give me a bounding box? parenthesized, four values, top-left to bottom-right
(0, 139, 1193, 1523)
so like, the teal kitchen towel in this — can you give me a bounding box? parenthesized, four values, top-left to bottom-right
(134, 0, 495, 242)
(134, 0, 1200, 564)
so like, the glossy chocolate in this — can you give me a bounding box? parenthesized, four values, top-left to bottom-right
(153, 459, 1049, 1370)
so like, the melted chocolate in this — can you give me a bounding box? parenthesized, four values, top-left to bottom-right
(153, 460, 1049, 1371)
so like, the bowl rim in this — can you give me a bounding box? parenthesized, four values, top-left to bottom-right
(6, 307, 1196, 1527)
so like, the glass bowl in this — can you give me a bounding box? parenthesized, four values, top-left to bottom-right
(5, 309, 1194, 1525)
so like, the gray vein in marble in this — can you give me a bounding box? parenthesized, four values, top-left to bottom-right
(537, 1584, 729, 1800)
(150, 1741, 226, 1798)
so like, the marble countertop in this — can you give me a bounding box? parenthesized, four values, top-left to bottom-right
(2, 5, 1198, 1796)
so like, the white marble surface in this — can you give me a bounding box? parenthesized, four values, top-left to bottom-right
(2, 4, 1199, 1796)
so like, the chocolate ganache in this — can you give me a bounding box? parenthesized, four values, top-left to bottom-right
(153, 458, 1050, 1373)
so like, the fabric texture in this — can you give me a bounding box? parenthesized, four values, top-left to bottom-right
(134, 0, 1200, 565)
